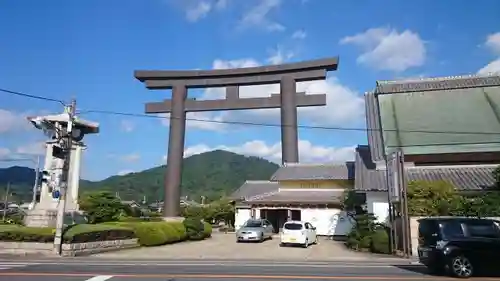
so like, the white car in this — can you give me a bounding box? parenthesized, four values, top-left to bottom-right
(280, 220, 317, 248)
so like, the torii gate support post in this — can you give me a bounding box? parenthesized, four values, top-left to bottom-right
(135, 57, 339, 219)
(164, 84, 187, 218)
(280, 76, 299, 162)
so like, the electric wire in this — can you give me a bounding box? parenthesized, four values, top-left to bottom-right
(3, 87, 500, 136)
(0, 88, 65, 105)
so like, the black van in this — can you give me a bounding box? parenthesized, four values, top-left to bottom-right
(418, 217, 500, 278)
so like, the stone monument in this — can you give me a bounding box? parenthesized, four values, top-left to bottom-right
(24, 113, 99, 227)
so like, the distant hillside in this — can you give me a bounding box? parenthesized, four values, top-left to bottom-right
(1, 150, 279, 203)
(80, 150, 279, 202)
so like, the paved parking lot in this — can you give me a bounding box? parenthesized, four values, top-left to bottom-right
(93, 232, 375, 261)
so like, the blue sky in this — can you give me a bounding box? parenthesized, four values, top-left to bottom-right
(1, 0, 500, 180)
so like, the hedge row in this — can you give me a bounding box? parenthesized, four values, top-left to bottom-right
(0, 224, 135, 243)
(0, 220, 213, 246)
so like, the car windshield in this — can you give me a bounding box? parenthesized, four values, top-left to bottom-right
(244, 220, 262, 227)
(284, 223, 303, 230)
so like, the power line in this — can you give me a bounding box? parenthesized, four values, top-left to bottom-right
(0, 88, 65, 105)
(78, 110, 500, 136)
(4, 87, 500, 136)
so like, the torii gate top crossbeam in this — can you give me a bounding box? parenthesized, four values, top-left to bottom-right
(134, 57, 339, 89)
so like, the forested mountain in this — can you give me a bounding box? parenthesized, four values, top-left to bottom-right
(1, 150, 279, 203)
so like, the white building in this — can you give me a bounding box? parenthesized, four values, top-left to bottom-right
(231, 163, 355, 237)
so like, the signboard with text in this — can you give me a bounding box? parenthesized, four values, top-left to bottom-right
(387, 150, 405, 203)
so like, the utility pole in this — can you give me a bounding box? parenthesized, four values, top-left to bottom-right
(2, 182, 10, 222)
(31, 155, 41, 206)
(53, 99, 76, 255)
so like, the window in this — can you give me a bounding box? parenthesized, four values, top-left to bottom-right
(440, 221, 465, 239)
(465, 221, 500, 238)
(284, 223, 303, 230)
(244, 220, 263, 227)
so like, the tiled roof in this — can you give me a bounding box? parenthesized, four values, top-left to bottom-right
(375, 74, 500, 94)
(245, 189, 344, 204)
(354, 145, 384, 191)
(354, 165, 497, 192)
(364, 92, 385, 162)
(229, 181, 279, 200)
(270, 163, 354, 181)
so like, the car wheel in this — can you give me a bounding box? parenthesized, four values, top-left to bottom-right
(302, 239, 309, 248)
(449, 255, 473, 278)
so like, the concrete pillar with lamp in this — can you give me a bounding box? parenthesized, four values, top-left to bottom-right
(23, 112, 99, 228)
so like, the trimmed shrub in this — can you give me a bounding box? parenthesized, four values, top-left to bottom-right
(371, 228, 390, 254)
(0, 226, 54, 242)
(63, 224, 135, 243)
(169, 221, 189, 241)
(202, 222, 212, 238)
(183, 217, 205, 240)
(0, 224, 135, 243)
(107, 221, 190, 246)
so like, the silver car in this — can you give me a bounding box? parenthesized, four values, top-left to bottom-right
(236, 219, 274, 242)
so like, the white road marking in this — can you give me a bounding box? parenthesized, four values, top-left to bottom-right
(0, 262, 35, 271)
(85, 276, 114, 281)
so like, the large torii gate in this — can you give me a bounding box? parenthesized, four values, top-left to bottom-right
(134, 57, 339, 219)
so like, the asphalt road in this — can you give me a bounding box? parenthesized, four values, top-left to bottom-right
(0, 258, 497, 281)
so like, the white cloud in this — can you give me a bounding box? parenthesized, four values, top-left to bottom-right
(214, 0, 228, 9)
(478, 32, 500, 75)
(478, 59, 500, 75)
(267, 46, 294, 65)
(291, 30, 307, 40)
(178, 0, 229, 22)
(340, 27, 426, 72)
(239, 0, 284, 32)
(16, 142, 45, 156)
(181, 140, 355, 164)
(186, 1, 212, 22)
(120, 120, 135, 133)
(485, 32, 500, 55)
(0, 109, 32, 134)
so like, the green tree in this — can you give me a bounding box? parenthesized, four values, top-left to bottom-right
(407, 180, 462, 216)
(79, 191, 124, 224)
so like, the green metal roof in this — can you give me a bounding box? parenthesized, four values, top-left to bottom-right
(378, 85, 500, 155)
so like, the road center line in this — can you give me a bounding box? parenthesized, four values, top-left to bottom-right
(85, 276, 114, 281)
